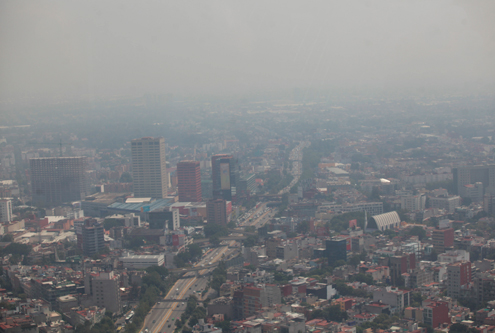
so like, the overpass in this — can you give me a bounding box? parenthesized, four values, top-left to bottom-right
(157, 299, 190, 303)
(169, 262, 219, 274)
(192, 235, 246, 244)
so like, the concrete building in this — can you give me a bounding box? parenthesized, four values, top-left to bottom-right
(207, 199, 227, 226)
(30, 157, 89, 207)
(432, 228, 454, 254)
(423, 300, 450, 328)
(276, 242, 299, 261)
(475, 269, 495, 304)
(389, 253, 416, 286)
(326, 238, 347, 265)
(447, 261, 472, 299)
(460, 182, 484, 203)
(0, 198, 12, 223)
(453, 165, 495, 196)
(77, 218, 105, 257)
(234, 284, 281, 319)
(429, 195, 461, 214)
(438, 250, 470, 264)
(131, 137, 168, 198)
(373, 287, 410, 313)
(318, 202, 383, 216)
(211, 154, 238, 201)
(88, 271, 122, 314)
(120, 254, 165, 269)
(401, 194, 426, 212)
(177, 161, 202, 202)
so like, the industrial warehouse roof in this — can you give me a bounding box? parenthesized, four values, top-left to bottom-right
(108, 198, 173, 212)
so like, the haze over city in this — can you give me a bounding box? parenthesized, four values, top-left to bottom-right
(1, 2, 495, 333)
(1, 0, 495, 104)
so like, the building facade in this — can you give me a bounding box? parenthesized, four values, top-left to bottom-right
(453, 165, 495, 196)
(77, 219, 105, 257)
(131, 137, 168, 198)
(432, 228, 455, 254)
(326, 238, 347, 265)
(177, 160, 202, 202)
(0, 199, 12, 223)
(447, 261, 472, 299)
(211, 154, 238, 201)
(206, 199, 227, 226)
(88, 271, 122, 314)
(30, 157, 89, 207)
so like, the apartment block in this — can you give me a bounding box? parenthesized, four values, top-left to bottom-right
(432, 228, 454, 254)
(447, 261, 472, 299)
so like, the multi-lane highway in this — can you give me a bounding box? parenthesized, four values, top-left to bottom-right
(141, 242, 236, 333)
(279, 141, 310, 195)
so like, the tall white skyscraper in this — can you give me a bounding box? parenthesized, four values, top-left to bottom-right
(131, 137, 168, 198)
(0, 199, 12, 223)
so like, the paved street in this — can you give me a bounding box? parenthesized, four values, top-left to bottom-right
(141, 243, 236, 333)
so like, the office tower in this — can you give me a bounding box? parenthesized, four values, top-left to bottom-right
(432, 228, 454, 254)
(30, 157, 89, 207)
(77, 218, 105, 256)
(131, 137, 168, 198)
(206, 199, 227, 226)
(326, 238, 347, 265)
(177, 161, 202, 202)
(0, 199, 12, 223)
(86, 271, 122, 314)
(453, 165, 495, 195)
(446, 261, 471, 299)
(211, 154, 237, 201)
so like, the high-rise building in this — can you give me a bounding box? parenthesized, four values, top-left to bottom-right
(206, 199, 227, 226)
(77, 218, 105, 257)
(432, 228, 454, 254)
(85, 271, 122, 314)
(131, 137, 168, 198)
(30, 157, 89, 207)
(211, 154, 238, 201)
(453, 165, 495, 196)
(326, 238, 347, 265)
(177, 161, 201, 202)
(447, 261, 471, 299)
(0, 199, 12, 223)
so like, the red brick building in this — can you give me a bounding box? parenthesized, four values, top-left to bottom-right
(177, 161, 202, 202)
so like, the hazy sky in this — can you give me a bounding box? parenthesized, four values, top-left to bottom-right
(1, 0, 494, 102)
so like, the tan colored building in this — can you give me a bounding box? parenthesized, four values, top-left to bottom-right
(131, 137, 168, 198)
(90, 271, 122, 314)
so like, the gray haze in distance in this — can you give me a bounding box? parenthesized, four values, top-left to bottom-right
(1, 0, 494, 103)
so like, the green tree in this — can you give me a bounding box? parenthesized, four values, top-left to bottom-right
(119, 172, 133, 183)
(296, 221, 309, 234)
(210, 235, 221, 247)
(408, 226, 426, 240)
